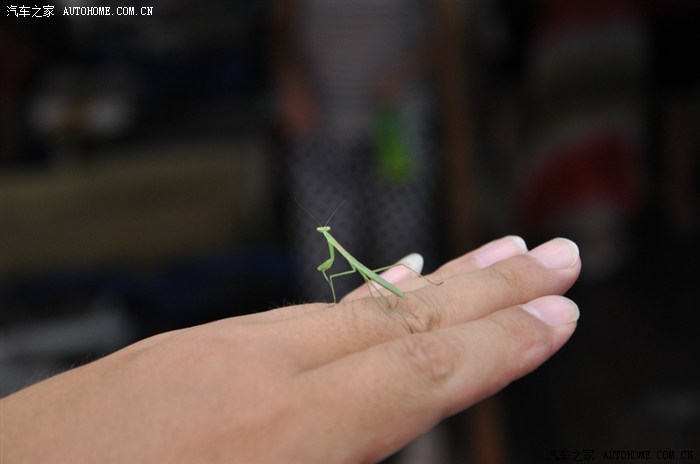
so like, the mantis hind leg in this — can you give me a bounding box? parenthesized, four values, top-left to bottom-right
(329, 265, 399, 306)
(326, 264, 359, 303)
(324, 261, 442, 304)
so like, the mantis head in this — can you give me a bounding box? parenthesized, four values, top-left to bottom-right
(296, 198, 345, 232)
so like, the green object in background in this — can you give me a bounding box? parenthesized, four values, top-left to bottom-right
(375, 106, 414, 184)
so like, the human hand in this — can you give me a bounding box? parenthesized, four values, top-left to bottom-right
(2, 236, 581, 463)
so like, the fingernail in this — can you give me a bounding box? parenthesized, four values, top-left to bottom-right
(474, 235, 528, 268)
(376, 253, 423, 287)
(528, 238, 579, 269)
(522, 296, 580, 326)
(398, 253, 424, 275)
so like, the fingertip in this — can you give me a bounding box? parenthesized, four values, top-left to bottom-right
(528, 238, 580, 270)
(507, 235, 529, 253)
(473, 235, 529, 268)
(521, 295, 580, 327)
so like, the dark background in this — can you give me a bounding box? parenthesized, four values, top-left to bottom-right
(1, 1, 698, 462)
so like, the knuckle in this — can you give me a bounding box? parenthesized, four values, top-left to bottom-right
(486, 312, 553, 364)
(490, 265, 526, 291)
(398, 333, 459, 390)
(491, 316, 534, 348)
(393, 293, 445, 335)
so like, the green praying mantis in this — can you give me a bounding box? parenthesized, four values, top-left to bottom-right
(298, 201, 436, 303)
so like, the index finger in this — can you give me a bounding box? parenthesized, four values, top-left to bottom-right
(342, 235, 528, 302)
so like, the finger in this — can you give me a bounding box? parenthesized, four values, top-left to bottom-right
(432, 235, 529, 281)
(297, 295, 579, 463)
(388, 235, 530, 294)
(270, 238, 580, 368)
(344, 235, 529, 301)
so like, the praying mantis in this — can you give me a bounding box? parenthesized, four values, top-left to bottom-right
(298, 201, 430, 303)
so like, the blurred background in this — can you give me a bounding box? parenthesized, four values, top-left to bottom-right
(1, 0, 698, 462)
